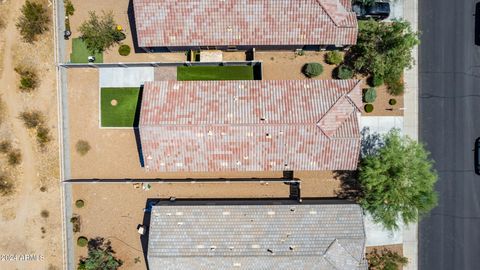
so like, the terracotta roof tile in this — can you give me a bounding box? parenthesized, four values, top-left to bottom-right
(139, 80, 361, 172)
(133, 0, 358, 47)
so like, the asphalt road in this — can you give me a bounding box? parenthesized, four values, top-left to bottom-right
(419, 0, 480, 269)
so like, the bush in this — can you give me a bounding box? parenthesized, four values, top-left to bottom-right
(325, 51, 344, 65)
(363, 88, 377, 103)
(36, 126, 51, 147)
(302, 62, 323, 78)
(14, 66, 39, 92)
(79, 11, 126, 53)
(19, 111, 43, 129)
(0, 175, 14, 196)
(370, 74, 384, 87)
(76, 140, 91, 156)
(41, 210, 49, 218)
(118, 44, 131, 56)
(336, 65, 354, 79)
(386, 78, 405, 96)
(389, 98, 397, 105)
(364, 104, 374, 113)
(65, 0, 75, 16)
(367, 248, 408, 270)
(70, 215, 81, 233)
(16, 0, 50, 43)
(76, 199, 85, 208)
(77, 236, 88, 247)
(0, 140, 12, 154)
(7, 150, 22, 166)
(78, 238, 123, 270)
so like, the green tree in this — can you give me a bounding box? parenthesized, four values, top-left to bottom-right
(347, 20, 419, 94)
(367, 248, 408, 270)
(78, 11, 126, 54)
(359, 130, 438, 230)
(16, 0, 50, 43)
(78, 237, 123, 270)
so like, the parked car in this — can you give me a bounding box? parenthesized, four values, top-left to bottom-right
(352, 1, 391, 21)
(475, 137, 480, 175)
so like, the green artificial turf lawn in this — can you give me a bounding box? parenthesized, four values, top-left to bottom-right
(101, 88, 140, 127)
(177, 66, 254, 81)
(70, 38, 103, 63)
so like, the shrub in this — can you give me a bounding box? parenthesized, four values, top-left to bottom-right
(78, 238, 123, 270)
(15, 66, 39, 92)
(65, 0, 75, 16)
(389, 98, 397, 105)
(41, 210, 49, 218)
(7, 150, 22, 166)
(0, 140, 12, 154)
(325, 51, 344, 65)
(79, 11, 126, 53)
(386, 78, 405, 96)
(40, 186, 47, 192)
(0, 174, 14, 196)
(36, 126, 51, 147)
(76, 140, 91, 156)
(70, 215, 81, 233)
(363, 88, 377, 103)
(370, 74, 384, 87)
(19, 111, 43, 129)
(294, 49, 305, 56)
(118, 44, 131, 56)
(336, 65, 354, 79)
(76, 199, 85, 208)
(302, 62, 323, 78)
(367, 248, 408, 270)
(364, 104, 374, 113)
(77, 236, 88, 247)
(16, 0, 50, 43)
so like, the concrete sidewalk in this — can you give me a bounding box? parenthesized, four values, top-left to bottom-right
(403, 0, 419, 269)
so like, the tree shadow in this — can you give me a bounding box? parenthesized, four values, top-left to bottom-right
(360, 127, 384, 157)
(333, 170, 363, 201)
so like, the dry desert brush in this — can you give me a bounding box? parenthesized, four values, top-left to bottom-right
(19, 110, 44, 129)
(0, 174, 14, 196)
(16, 0, 50, 43)
(75, 140, 91, 156)
(14, 65, 39, 92)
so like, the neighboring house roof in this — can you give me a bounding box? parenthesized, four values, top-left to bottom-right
(139, 80, 362, 172)
(147, 200, 367, 270)
(132, 0, 358, 47)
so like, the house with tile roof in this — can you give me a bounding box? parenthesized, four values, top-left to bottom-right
(147, 199, 368, 270)
(138, 80, 362, 172)
(132, 0, 358, 52)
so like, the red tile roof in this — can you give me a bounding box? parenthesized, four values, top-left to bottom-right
(139, 80, 362, 172)
(132, 0, 358, 48)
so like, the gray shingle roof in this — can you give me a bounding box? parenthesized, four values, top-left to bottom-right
(147, 201, 367, 270)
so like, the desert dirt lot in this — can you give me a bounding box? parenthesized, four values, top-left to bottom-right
(66, 0, 185, 63)
(70, 179, 341, 270)
(0, 1, 61, 270)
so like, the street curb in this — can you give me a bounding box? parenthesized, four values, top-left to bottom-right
(402, 0, 419, 269)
